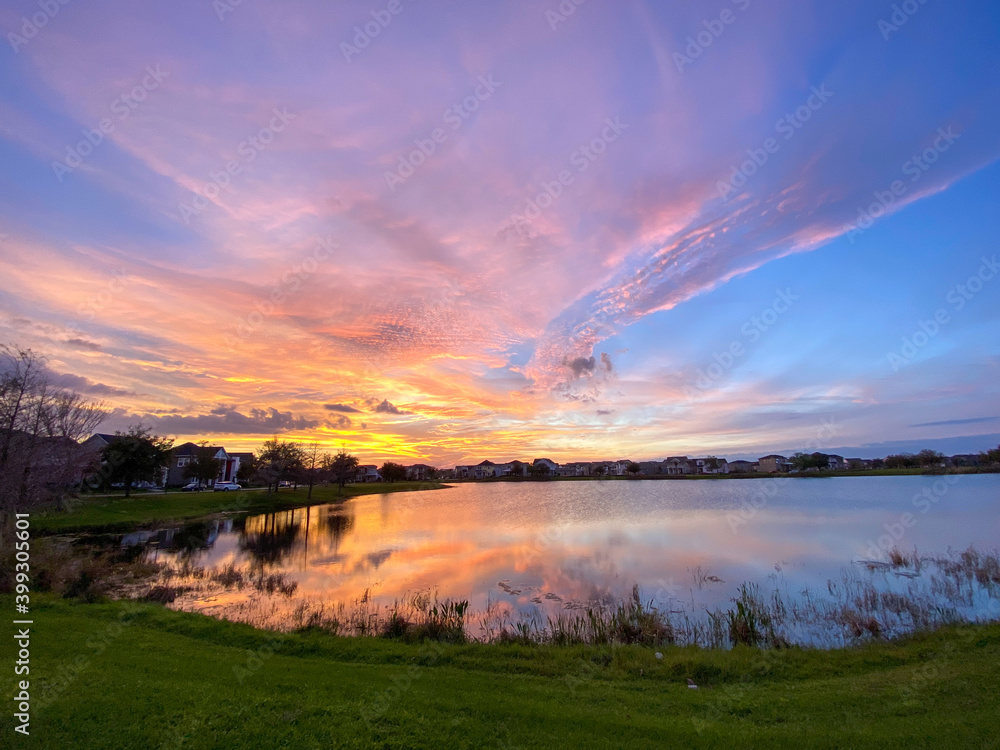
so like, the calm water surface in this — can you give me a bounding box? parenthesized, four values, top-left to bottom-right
(141, 476, 1000, 639)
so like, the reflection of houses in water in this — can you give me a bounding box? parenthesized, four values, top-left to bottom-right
(120, 519, 234, 551)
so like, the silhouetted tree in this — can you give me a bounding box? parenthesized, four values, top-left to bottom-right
(256, 438, 304, 493)
(184, 443, 222, 487)
(626, 462, 641, 477)
(379, 462, 407, 483)
(325, 449, 359, 495)
(102, 426, 173, 498)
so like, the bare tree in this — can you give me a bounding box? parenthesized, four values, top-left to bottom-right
(0, 345, 109, 517)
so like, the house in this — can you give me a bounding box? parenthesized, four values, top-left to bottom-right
(846, 458, 873, 470)
(165, 442, 239, 487)
(663, 457, 692, 475)
(532, 458, 560, 474)
(690, 457, 728, 475)
(406, 464, 436, 481)
(826, 455, 848, 471)
(230, 452, 254, 481)
(356, 464, 380, 482)
(728, 460, 757, 473)
(950, 454, 981, 468)
(473, 460, 497, 479)
(758, 455, 792, 473)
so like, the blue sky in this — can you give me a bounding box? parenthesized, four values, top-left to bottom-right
(0, 0, 998, 463)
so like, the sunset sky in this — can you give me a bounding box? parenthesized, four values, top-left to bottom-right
(1, 0, 998, 465)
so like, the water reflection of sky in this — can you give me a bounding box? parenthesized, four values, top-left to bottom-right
(147, 476, 1000, 630)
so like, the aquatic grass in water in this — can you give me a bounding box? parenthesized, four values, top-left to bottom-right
(113, 545, 1000, 648)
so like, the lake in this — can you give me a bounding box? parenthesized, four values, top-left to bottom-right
(138, 475, 1000, 646)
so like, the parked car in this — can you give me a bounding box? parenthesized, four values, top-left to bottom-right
(278, 480, 294, 488)
(181, 481, 204, 492)
(213, 482, 242, 492)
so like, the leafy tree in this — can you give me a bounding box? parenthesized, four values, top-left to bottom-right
(885, 453, 918, 469)
(626, 461, 641, 477)
(379, 462, 407, 483)
(184, 444, 222, 487)
(507, 461, 525, 478)
(528, 462, 550, 479)
(325, 449, 359, 495)
(792, 452, 830, 471)
(592, 464, 605, 477)
(916, 449, 945, 468)
(705, 456, 721, 471)
(236, 453, 257, 484)
(255, 438, 304, 493)
(102, 426, 173, 498)
(982, 445, 1000, 465)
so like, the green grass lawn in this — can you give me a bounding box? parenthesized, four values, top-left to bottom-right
(33, 482, 446, 534)
(2, 595, 998, 748)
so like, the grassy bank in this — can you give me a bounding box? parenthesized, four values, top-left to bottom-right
(32, 482, 446, 534)
(2, 594, 998, 748)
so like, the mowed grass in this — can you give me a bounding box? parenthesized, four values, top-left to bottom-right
(33, 482, 446, 533)
(2, 595, 999, 748)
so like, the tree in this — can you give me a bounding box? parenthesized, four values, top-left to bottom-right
(303, 442, 324, 500)
(626, 461, 641, 477)
(1, 345, 108, 515)
(508, 461, 525, 478)
(885, 453, 918, 469)
(379, 462, 407, 483)
(101, 426, 173, 498)
(184, 444, 223, 487)
(528, 462, 550, 479)
(236, 453, 257, 484)
(916, 449, 945, 468)
(325, 449, 359, 495)
(256, 438, 304, 493)
(982, 445, 1000, 465)
(592, 464, 605, 477)
(792, 452, 829, 471)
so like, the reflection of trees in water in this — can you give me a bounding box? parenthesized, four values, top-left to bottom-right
(317, 509, 355, 546)
(238, 506, 356, 568)
(170, 521, 215, 555)
(239, 513, 301, 567)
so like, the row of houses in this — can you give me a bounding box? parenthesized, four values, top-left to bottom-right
(453, 456, 735, 478)
(450, 454, 875, 478)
